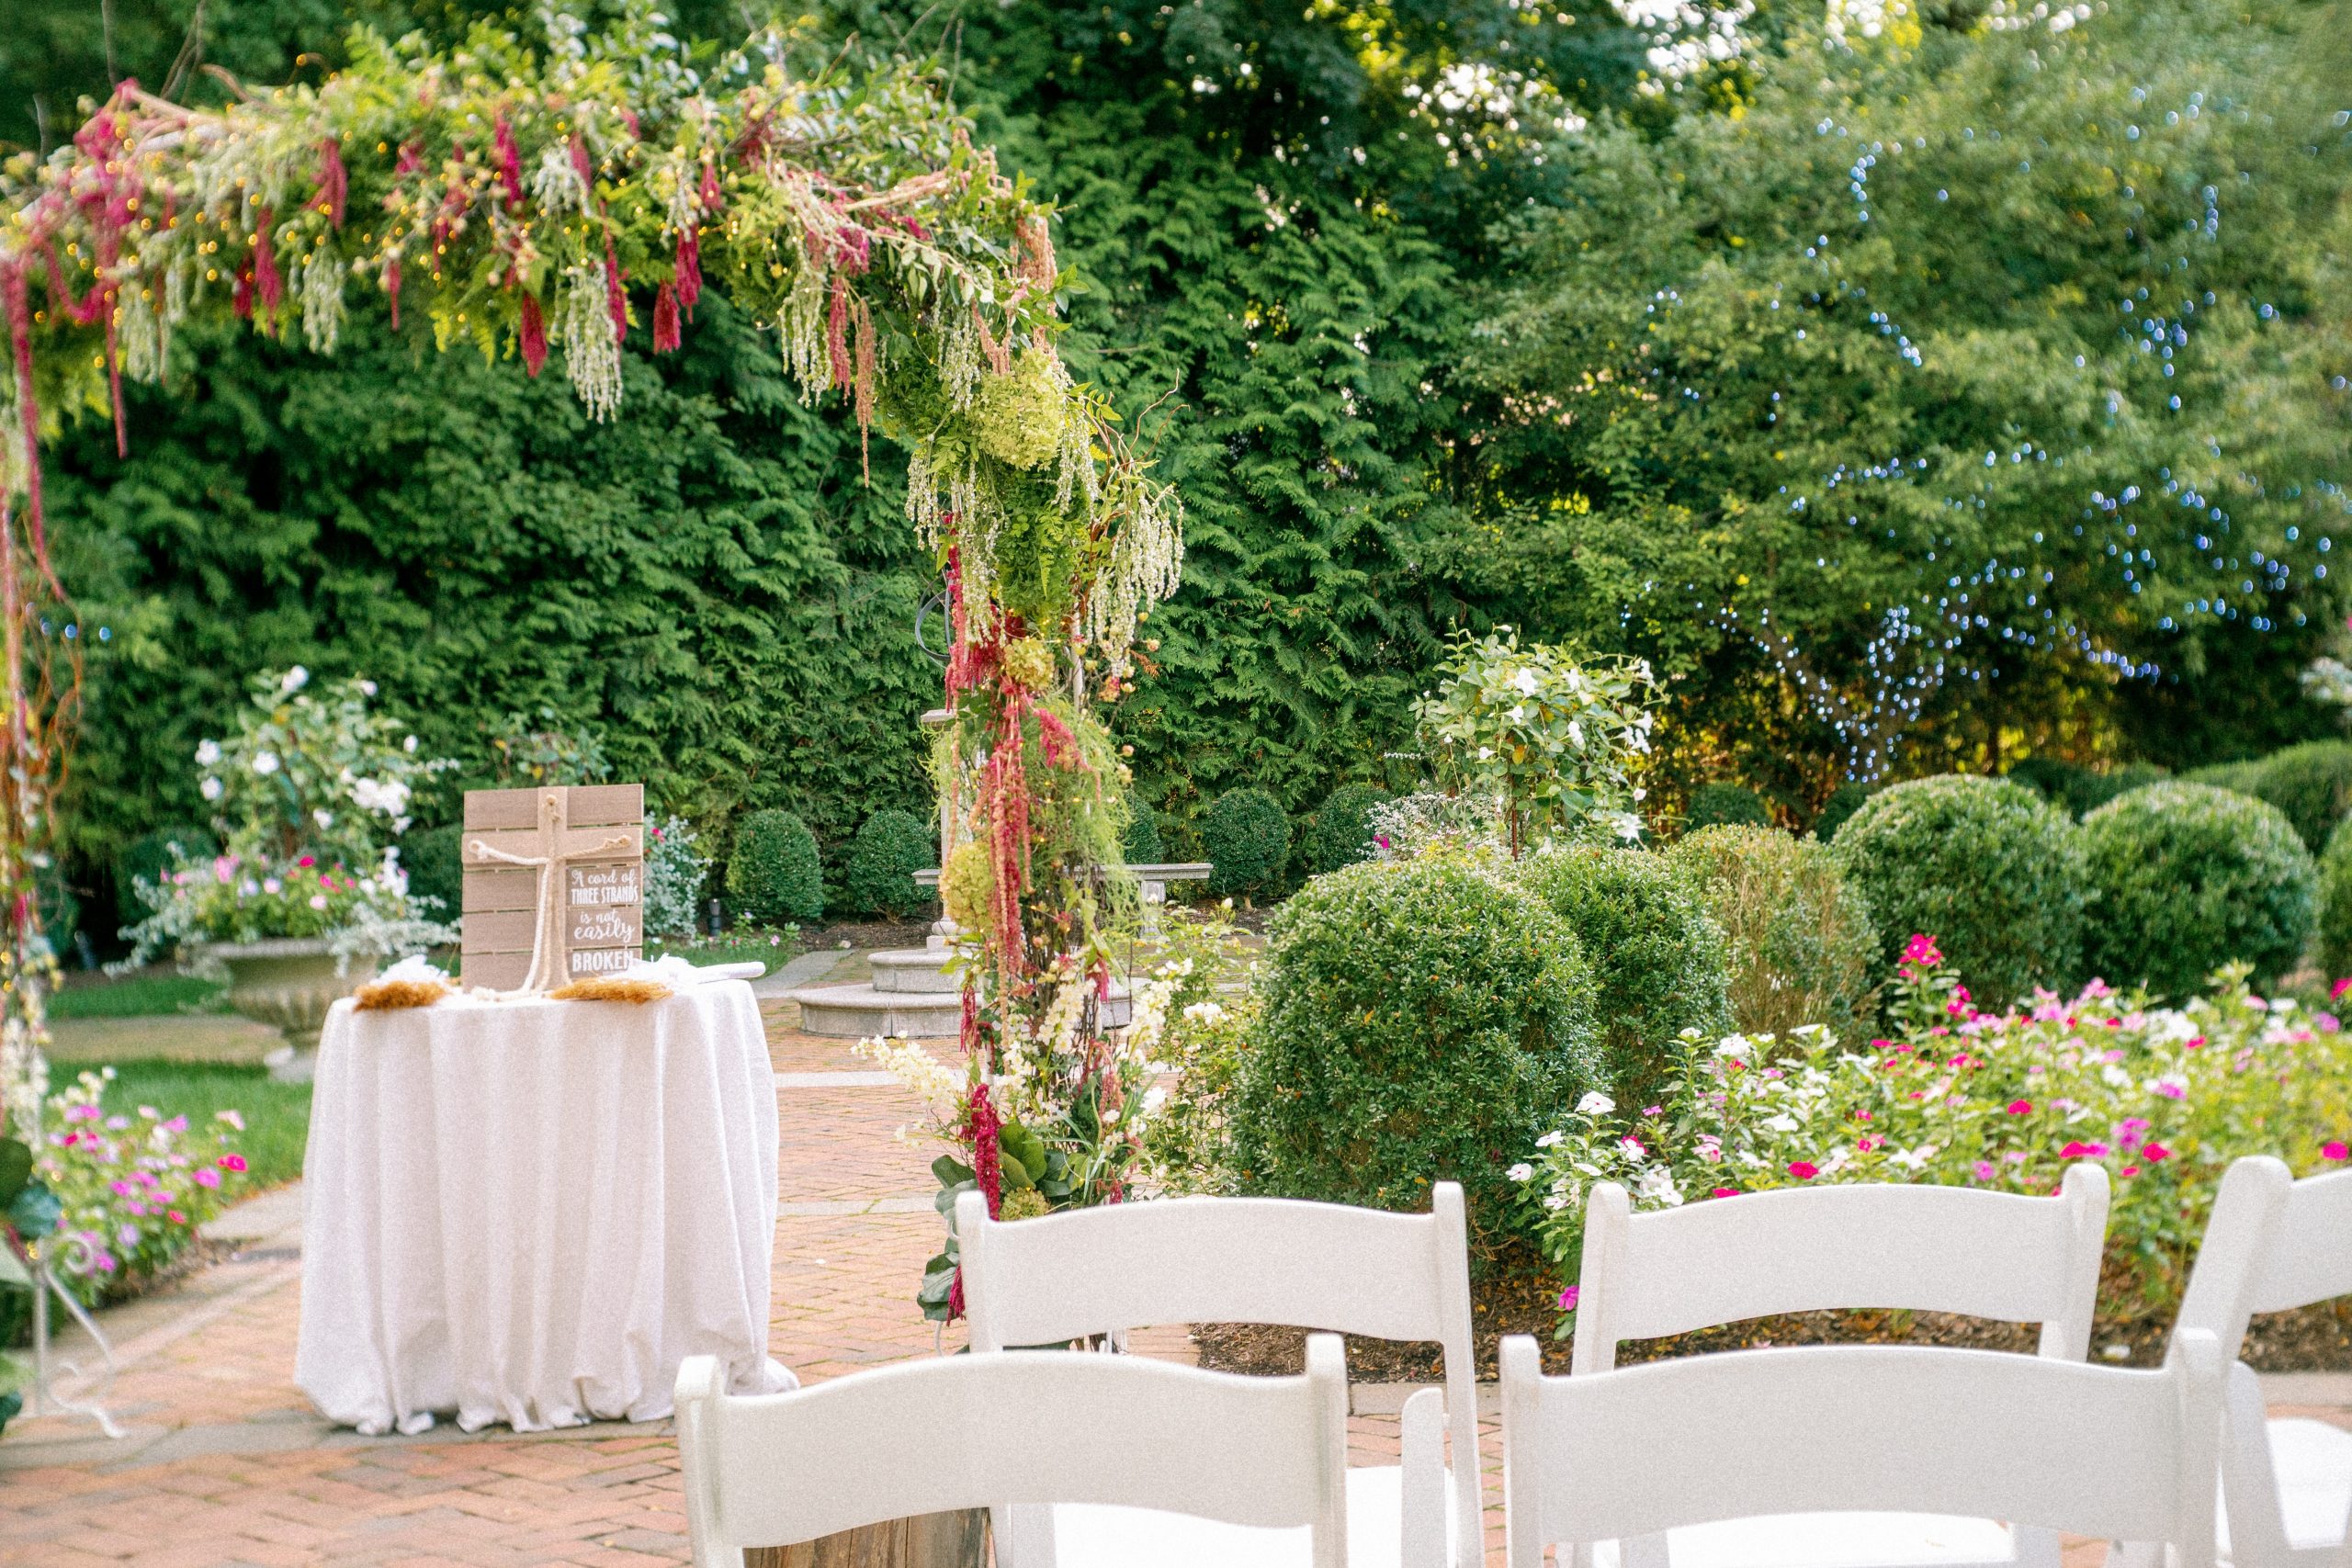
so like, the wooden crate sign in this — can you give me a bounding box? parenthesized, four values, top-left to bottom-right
(459, 784, 645, 992)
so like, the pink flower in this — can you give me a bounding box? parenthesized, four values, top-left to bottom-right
(2335, 978, 2352, 1001)
(219, 1154, 247, 1172)
(2121, 1165, 2141, 1178)
(169, 1211, 187, 1225)
(2060, 1141, 2109, 1158)
(194, 1168, 221, 1189)
(1558, 1286, 1580, 1312)
(297, 855, 316, 868)
(1642, 1106, 1663, 1118)
(163, 1115, 187, 1134)
(1852, 1110, 1873, 1122)
(2324, 1142, 2349, 1161)
(1973, 1161, 1996, 1180)
(1619, 1136, 1647, 1159)
(1856, 1135, 1882, 1153)
(109, 1179, 132, 1197)
(1788, 1161, 1819, 1180)
(1711, 1186, 1742, 1198)
(2007, 1100, 2032, 1116)
(2142, 1144, 2170, 1163)
(212, 855, 237, 884)
(1901, 933, 1944, 968)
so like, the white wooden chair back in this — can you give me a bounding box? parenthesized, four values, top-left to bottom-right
(1502, 1331, 2225, 1568)
(2171, 1158, 2350, 1568)
(673, 1335, 1351, 1568)
(1569, 1166, 2112, 1374)
(956, 1184, 1483, 1567)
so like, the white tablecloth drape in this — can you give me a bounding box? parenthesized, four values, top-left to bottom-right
(295, 982, 792, 1435)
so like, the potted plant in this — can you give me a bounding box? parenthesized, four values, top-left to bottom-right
(119, 667, 457, 1079)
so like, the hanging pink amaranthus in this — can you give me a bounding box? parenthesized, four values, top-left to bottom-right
(651, 284, 680, 354)
(314, 138, 348, 226)
(517, 292, 548, 376)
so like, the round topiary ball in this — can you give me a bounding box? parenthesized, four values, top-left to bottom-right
(1203, 786, 1291, 901)
(1228, 855, 1600, 1262)
(1305, 783, 1392, 874)
(2317, 816, 2352, 986)
(1685, 783, 1771, 832)
(2249, 740, 2352, 852)
(843, 808, 936, 920)
(1666, 825, 1880, 1034)
(1513, 846, 1732, 1109)
(1832, 774, 2083, 1008)
(2077, 782, 2317, 994)
(727, 808, 824, 925)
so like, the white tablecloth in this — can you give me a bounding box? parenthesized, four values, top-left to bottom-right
(295, 982, 791, 1434)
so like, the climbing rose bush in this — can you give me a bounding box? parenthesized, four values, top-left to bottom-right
(35, 1070, 253, 1304)
(1514, 935, 2352, 1324)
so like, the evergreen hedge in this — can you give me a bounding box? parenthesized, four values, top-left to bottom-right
(1304, 784, 1391, 874)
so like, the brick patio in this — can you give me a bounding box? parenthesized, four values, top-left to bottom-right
(0, 993, 2344, 1566)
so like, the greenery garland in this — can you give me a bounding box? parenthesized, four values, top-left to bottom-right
(0, 4, 1185, 1267)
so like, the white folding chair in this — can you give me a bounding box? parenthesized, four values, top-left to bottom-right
(2171, 1156, 2352, 1568)
(956, 1185, 1478, 1568)
(1569, 1166, 2112, 1568)
(1500, 1329, 2224, 1568)
(673, 1333, 1351, 1568)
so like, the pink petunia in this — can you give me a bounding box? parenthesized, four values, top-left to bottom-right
(1788, 1161, 1819, 1180)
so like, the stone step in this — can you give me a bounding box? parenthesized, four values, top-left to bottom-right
(867, 947, 966, 995)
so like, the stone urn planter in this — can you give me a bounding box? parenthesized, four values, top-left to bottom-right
(205, 938, 378, 1083)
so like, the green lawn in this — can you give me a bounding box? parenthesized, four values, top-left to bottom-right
(97, 1061, 311, 1190)
(646, 930, 800, 972)
(49, 971, 226, 1020)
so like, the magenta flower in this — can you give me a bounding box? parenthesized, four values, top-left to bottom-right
(194, 1168, 221, 1189)
(2142, 1144, 2170, 1163)
(1787, 1161, 1819, 1180)
(2324, 1142, 2349, 1161)
(1558, 1286, 1580, 1312)
(1973, 1161, 1996, 1180)
(2060, 1141, 2109, 1158)
(2007, 1100, 2032, 1116)
(1711, 1186, 1741, 1198)
(219, 1154, 247, 1172)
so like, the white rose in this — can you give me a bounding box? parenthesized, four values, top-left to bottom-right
(199, 776, 223, 801)
(252, 751, 280, 775)
(194, 739, 221, 766)
(1576, 1091, 1615, 1116)
(279, 666, 310, 694)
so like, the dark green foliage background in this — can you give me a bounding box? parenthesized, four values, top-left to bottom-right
(842, 808, 936, 919)
(727, 808, 827, 923)
(1201, 786, 1291, 899)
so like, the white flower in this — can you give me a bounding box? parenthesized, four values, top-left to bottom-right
(1511, 667, 1540, 695)
(1611, 812, 1644, 842)
(1507, 1162, 1535, 1182)
(279, 666, 310, 694)
(253, 751, 280, 775)
(1143, 1086, 1169, 1114)
(261, 877, 282, 895)
(1541, 1193, 1569, 1211)
(351, 776, 412, 816)
(313, 808, 335, 830)
(358, 679, 379, 696)
(1535, 1130, 1565, 1148)
(1633, 1164, 1685, 1208)
(1762, 1113, 1800, 1134)
(194, 739, 221, 766)
(1182, 1000, 1227, 1025)
(308, 893, 329, 910)
(1888, 1143, 1938, 1171)
(1576, 1091, 1615, 1116)
(199, 776, 224, 801)
(403, 734, 419, 754)
(1476, 746, 1495, 761)
(1508, 705, 1527, 722)
(2101, 1064, 2132, 1089)
(1567, 720, 1585, 749)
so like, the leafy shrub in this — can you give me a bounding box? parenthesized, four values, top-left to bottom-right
(115, 824, 217, 928)
(1122, 810, 1164, 866)
(1685, 783, 1770, 832)
(728, 809, 824, 924)
(1513, 846, 1732, 1109)
(1229, 856, 1601, 1260)
(1812, 784, 1872, 842)
(1203, 787, 1291, 900)
(1831, 774, 2083, 1007)
(1666, 826, 1880, 1033)
(2320, 818, 2352, 985)
(2077, 783, 2316, 992)
(842, 808, 935, 919)
(2005, 757, 2091, 810)
(1305, 783, 1392, 874)
(400, 824, 462, 919)
(2248, 740, 2352, 851)
(1514, 946, 2352, 1326)
(644, 815, 713, 938)
(2183, 758, 2265, 795)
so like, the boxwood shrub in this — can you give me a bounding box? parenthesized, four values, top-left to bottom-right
(1812, 784, 1872, 843)
(1304, 783, 1392, 874)
(727, 808, 824, 924)
(1122, 809, 1164, 866)
(842, 808, 935, 919)
(2077, 782, 2317, 993)
(1666, 826, 1880, 1033)
(2248, 740, 2352, 852)
(1203, 786, 1291, 900)
(1831, 774, 2083, 1007)
(1513, 846, 1732, 1109)
(2318, 816, 2352, 984)
(1685, 783, 1771, 832)
(1228, 856, 1600, 1261)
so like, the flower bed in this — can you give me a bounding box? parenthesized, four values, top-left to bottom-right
(1514, 936, 2352, 1329)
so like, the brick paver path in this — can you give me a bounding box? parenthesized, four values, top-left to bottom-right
(2, 990, 2345, 1566)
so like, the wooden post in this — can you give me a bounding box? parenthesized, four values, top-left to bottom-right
(744, 1510, 988, 1568)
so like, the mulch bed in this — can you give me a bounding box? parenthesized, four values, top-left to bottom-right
(1194, 1270, 2352, 1379)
